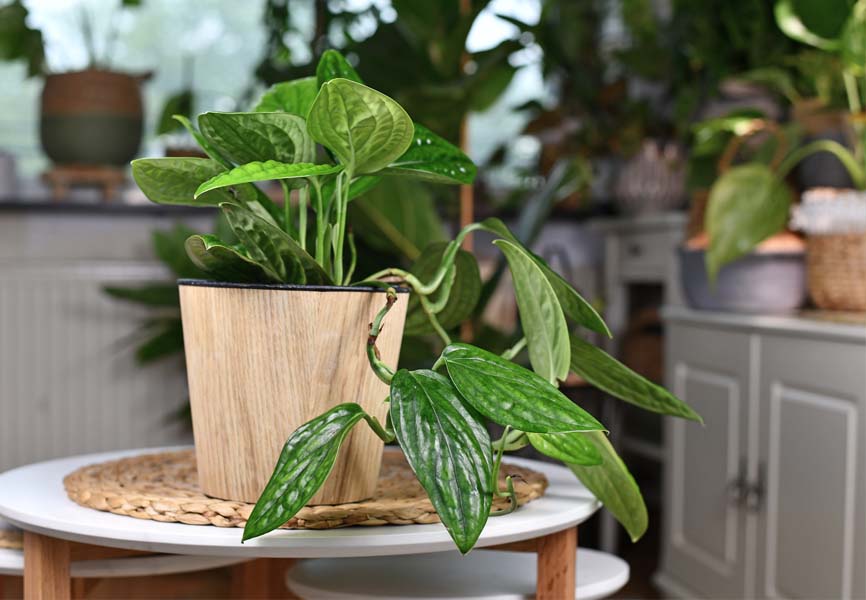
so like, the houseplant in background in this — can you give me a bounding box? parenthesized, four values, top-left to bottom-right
(133, 50, 702, 553)
(682, 117, 809, 313)
(0, 0, 149, 166)
(701, 0, 866, 312)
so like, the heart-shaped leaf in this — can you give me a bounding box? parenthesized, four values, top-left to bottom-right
(220, 203, 332, 285)
(442, 343, 605, 433)
(705, 164, 791, 279)
(494, 239, 570, 383)
(307, 78, 414, 175)
(569, 334, 703, 423)
(198, 112, 317, 166)
(172, 115, 232, 168)
(384, 123, 477, 184)
(527, 432, 602, 466)
(567, 432, 647, 542)
(389, 369, 493, 554)
(195, 162, 342, 198)
(219, 203, 300, 282)
(243, 403, 367, 541)
(480, 218, 610, 337)
(316, 49, 363, 87)
(185, 234, 282, 283)
(131, 158, 234, 206)
(404, 242, 481, 335)
(254, 77, 318, 116)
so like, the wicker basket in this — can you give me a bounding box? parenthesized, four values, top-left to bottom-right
(806, 233, 866, 311)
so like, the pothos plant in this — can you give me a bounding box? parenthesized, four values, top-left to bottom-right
(705, 0, 866, 278)
(132, 50, 702, 554)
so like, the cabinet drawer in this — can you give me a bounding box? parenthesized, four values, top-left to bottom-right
(618, 230, 672, 279)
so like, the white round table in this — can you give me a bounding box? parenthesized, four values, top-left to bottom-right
(0, 447, 600, 599)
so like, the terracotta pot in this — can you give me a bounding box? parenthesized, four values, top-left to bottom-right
(178, 280, 408, 504)
(40, 69, 144, 166)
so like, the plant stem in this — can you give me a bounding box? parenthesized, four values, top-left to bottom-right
(777, 139, 866, 189)
(311, 178, 326, 265)
(280, 180, 294, 237)
(298, 186, 308, 251)
(420, 295, 452, 345)
(363, 413, 395, 443)
(367, 287, 398, 385)
(345, 230, 357, 285)
(360, 222, 483, 295)
(333, 171, 351, 285)
(501, 337, 527, 361)
(845, 72, 862, 115)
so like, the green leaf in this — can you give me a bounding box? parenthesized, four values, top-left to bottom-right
(569, 334, 703, 423)
(220, 203, 333, 285)
(442, 343, 605, 434)
(152, 224, 207, 279)
(254, 77, 318, 116)
(348, 177, 445, 261)
(131, 158, 234, 206)
(841, 1, 866, 74)
(774, 0, 842, 51)
(384, 123, 477, 184)
(198, 112, 317, 166)
(389, 369, 493, 553)
(307, 78, 414, 174)
(155, 89, 194, 136)
(480, 218, 610, 337)
(185, 234, 282, 283)
(494, 239, 570, 383)
(243, 403, 367, 541)
(195, 161, 342, 198)
(172, 115, 232, 168)
(527, 432, 602, 466)
(705, 164, 792, 279)
(568, 432, 647, 542)
(135, 319, 184, 364)
(404, 242, 481, 335)
(316, 49, 363, 87)
(103, 284, 179, 307)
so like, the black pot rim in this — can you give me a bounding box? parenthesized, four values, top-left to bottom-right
(678, 246, 804, 259)
(177, 278, 410, 293)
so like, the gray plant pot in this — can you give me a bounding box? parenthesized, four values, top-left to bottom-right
(679, 248, 807, 314)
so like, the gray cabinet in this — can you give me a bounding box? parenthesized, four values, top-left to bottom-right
(656, 308, 866, 599)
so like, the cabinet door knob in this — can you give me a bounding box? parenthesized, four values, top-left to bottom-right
(727, 458, 748, 506)
(746, 462, 766, 512)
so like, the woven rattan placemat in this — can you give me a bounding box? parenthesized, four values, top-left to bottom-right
(64, 449, 547, 529)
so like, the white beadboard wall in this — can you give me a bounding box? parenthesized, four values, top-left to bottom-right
(0, 208, 210, 472)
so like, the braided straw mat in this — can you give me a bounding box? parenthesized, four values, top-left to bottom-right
(0, 529, 22, 549)
(65, 449, 547, 529)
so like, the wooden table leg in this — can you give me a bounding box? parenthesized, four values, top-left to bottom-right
(230, 558, 296, 599)
(24, 531, 71, 600)
(536, 527, 577, 600)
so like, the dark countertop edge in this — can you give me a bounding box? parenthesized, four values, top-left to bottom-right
(0, 201, 217, 216)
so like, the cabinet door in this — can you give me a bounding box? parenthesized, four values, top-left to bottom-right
(755, 335, 866, 600)
(659, 323, 752, 598)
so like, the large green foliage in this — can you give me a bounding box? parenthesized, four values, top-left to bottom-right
(131, 50, 701, 555)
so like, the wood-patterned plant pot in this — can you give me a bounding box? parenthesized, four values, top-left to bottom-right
(178, 280, 408, 504)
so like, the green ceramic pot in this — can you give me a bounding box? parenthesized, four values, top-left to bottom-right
(40, 70, 144, 166)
